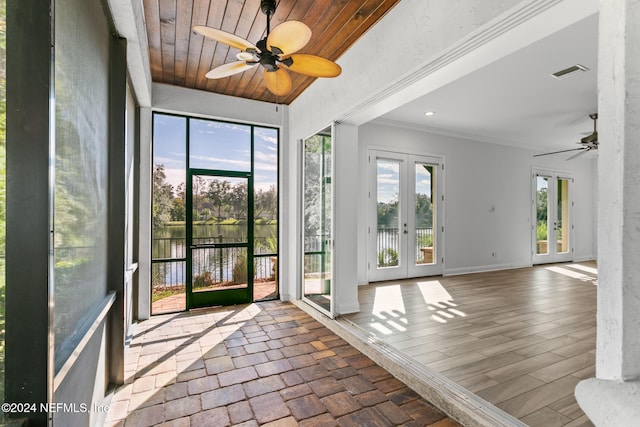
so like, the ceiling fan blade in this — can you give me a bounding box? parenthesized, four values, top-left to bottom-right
(206, 61, 256, 79)
(533, 147, 584, 157)
(284, 54, 342, 78)
(566, 148, 590, 161)
(267, 21, 312, 55)
(263, 68, 292, 96)
(194, 25, 258, 52)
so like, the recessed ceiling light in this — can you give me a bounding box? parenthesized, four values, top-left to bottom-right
(424, 111, 435, 116)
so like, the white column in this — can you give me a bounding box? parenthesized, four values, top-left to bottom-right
(333, 123, 360, 314)
(576, 0, 640, 424)
(595, 0, 640, 382)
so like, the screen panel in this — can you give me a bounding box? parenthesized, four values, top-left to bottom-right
(53, 0, 111, 366)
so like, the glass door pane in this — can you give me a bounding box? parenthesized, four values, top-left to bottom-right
(188, 174, 252, 308)
(302, 128, 333, 316)
(376, 159, 401, 269)
(415, 163, 435, 265)
(253, 127, 279, 301)
(557, 178, 570, 254)
(407, 156, 443, 278)
(536, 175, 550, 255)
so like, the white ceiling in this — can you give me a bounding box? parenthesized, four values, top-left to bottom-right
(378, 13, 598, 154)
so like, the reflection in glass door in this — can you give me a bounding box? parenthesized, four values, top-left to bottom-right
(369, 150, 443, 282)
(187, 172, 252, 308)
(302, 127, 333, 317)
(533, 169, 573, 264)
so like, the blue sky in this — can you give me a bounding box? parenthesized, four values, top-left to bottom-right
(153, 114, 278, 192)
(376, 160, 432, 204)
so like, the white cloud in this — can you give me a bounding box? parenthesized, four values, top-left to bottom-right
(190, 155, 251, 170)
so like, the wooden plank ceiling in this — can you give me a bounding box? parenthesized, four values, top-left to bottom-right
(143, 0, 401, 104)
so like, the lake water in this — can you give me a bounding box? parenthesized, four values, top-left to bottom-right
(153, 223, 278, 286)
(154, 223, 277, 255)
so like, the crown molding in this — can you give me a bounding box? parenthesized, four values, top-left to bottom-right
(338, 0, 595, 126)
(370, 117, 542, 151)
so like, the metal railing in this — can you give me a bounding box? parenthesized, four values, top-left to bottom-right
(377, 227, 433, 265)
(151, 236, 277, 291)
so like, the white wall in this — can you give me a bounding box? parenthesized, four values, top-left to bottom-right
(153, 83, 288, 128)
(357, 122, 597, 283)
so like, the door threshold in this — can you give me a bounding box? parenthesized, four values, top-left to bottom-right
(293, 300, 526, 427)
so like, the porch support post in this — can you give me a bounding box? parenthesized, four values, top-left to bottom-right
(107, 37, 127, 386)
(5, 0, 54, 425)
(575, 0, 640, 424)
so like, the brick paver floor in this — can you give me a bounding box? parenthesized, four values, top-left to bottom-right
(106, 301, 462, 426)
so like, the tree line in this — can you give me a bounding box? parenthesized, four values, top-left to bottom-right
(153, 164, 277, 230)
(377, 193, 433, 229)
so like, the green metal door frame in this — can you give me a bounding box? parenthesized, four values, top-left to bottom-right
(186, 168, 254, 308)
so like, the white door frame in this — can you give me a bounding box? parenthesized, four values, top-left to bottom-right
(532, 168, 574, 265)
(368, 149, 444, 282)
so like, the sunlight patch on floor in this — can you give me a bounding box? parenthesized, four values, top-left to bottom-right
(369, 322, 394, 335)
(567, 263, 598, 275)
(372, 285, 406, 317)
(545, 265, 597, 284)
(417, 280, 467, 322)
(430, 314, 448, 323)
(367, 285, 411, 334)
(416, 280, 453, 304)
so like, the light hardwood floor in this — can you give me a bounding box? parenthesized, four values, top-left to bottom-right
(344, 262, 597, 427)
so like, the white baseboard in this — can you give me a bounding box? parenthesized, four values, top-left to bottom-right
(444, 262, 532, 276)
(573, 255, 597, 263)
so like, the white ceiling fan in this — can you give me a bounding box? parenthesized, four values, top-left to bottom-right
(193, 0, 342, 97)
(534, 113, 598, 160)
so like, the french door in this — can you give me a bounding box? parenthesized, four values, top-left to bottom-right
(532, 169, 573, 264)
(368, 150, 443, 282)
(186, 170, 253, 308)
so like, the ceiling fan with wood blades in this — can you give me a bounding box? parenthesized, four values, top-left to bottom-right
(533, 113, 599, 160)
(193, 0, 342, 97)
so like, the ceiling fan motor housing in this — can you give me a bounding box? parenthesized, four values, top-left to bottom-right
(261, 0, 276, 16)
(255, 37, 294, 72)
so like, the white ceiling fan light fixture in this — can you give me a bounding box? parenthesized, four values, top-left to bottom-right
(424, 111, 435, 116)
(193, 0, 342, 97)
(236, 51, 255, 61)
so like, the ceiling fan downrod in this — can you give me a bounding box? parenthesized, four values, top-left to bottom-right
(261, 0, 276, 35)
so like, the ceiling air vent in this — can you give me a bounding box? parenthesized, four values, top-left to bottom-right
(551, 64, 590, 80)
